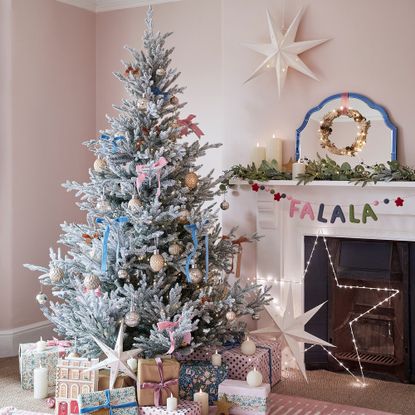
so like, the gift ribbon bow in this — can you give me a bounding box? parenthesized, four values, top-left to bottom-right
(157, 319, 192, 355)
(151, 86, 169, 101)
(222, 236, 250, 278)
(79, 389, 137, 415)
(82, 286, 102, 297)
(100, 134, 125, 153)
(46, 338, 71, 348)
(140, 357, 178, 407)
(136, 157, 167, 198)
(178, 114, 204, 138)
(96, 217, 128, 273)
(82, 232, 99, 245)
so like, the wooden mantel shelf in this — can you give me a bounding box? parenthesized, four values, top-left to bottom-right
(230, 179, 415, 188)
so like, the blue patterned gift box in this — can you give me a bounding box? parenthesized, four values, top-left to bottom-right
(78, 386, 138, 415)
(179, 362, 227, 405)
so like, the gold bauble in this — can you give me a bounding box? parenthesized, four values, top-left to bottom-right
(184, 171, 199, 190)
(83, 274, 100, 290)
(94, 158, 107, 173)
(168, 243, 182, 256)
(149, 250, 165, 272)
(178, 209, 190, 224)
(170, 96, 179, 106)
(49, 266, 64, 283)
(137, 97, 148, 111)
(128, 195, 142, 212)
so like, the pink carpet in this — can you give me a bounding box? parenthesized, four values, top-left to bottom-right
(268, 394, 400, 415)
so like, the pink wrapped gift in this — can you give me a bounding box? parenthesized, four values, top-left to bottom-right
(218, 380, 270, 415)
(139, 401, 201, 415)
(222, 337, 281, 387)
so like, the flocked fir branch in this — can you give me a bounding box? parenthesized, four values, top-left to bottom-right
(24, 7, 271, 358)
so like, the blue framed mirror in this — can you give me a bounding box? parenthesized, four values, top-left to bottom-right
(296, 93, 397, 166)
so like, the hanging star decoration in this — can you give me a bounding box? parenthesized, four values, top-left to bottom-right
(251, 285, 334, 380)
(214, 394, 234, 415)
(244, 7, 329, 96)
(85, 320, 141, 389)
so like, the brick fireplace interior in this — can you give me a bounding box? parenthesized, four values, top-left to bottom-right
(304, 236, 415, 382)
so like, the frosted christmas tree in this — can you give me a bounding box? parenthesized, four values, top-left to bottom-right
(25, 8, 269, 357)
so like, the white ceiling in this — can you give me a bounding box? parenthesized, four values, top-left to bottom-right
(57, 0, 183, 13)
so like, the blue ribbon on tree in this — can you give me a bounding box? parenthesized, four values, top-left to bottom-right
(79, 389, 137, 415)
(100, 134, 125, 153)
(96, 216, 128, 273)
(184, 224, 198, 283)
(151, 86, 169, 101)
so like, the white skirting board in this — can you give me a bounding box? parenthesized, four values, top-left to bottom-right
(0, 320, 54, 358)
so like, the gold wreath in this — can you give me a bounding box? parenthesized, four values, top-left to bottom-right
(319, 108, 371, 156)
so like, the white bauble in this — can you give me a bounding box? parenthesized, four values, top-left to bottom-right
(94, 158, 107, 173)
(189, 265, 203, 284)
(178, 209, 190, 224)
(36, 292, 48, 305)
(118, 269, 129, 280)
(226, 311, 236, 322)
(125, 309, 140, 327)
(49, 266, 64, 283)
(137, 97, 148, 111)
(83, 274, 100, 290)
(168, 243, 182, 256)
(128, 195, 142, 212)
(156, 68, 166, 76)
(149, 250, 165, 272)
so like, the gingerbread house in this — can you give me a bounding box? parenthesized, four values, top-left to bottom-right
(55, 357, 99, 415)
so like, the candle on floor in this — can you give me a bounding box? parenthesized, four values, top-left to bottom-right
(252, 142, 266, 167)
(36, 337, 47, 352)
(194, 388, 209, 415)
(292, 161, 306, 180)
(211, 350, 222, 367)
(246, 367, 263, 387)
(266, 134, 283, 169)
(241, 336, 256, 356)
(34, 364, 48, 399)
(166, 393, 178, 412)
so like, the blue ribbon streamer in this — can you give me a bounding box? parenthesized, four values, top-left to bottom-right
(184, 224, 198, 283)
(100, 134, 125, 153)
(80, 389, 137, 415)
(96, 217, 128, 273)
(151, 86, 169, 101)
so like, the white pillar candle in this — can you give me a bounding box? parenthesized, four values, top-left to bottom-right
(292, 161, 306, 180)
(166, 393, 178, 412)
(33, 365, 48, 399)
(252, 143, 266, 167)
(36, 337, 47, 352)
(211, 350, 222, 367)
(127, 357, 137, 372)
(266, 134, 283, 169)
(241, 336, 256, 356)
(246, 367, 263, 387)
(194, 388, 209, 415)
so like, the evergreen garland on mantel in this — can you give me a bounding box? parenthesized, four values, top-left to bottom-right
(222, 156, 415, 188)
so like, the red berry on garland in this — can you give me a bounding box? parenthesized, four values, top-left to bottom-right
(251, 183, 260, 192)
(395, 197, 404, 207)
(274, 193, 282, 201)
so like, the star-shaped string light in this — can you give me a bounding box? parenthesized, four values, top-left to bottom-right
(252, 284, 334, 380)
(214, 394, 234, 415)
(85, 320, 141, 389)
(244, 8, 329, 96)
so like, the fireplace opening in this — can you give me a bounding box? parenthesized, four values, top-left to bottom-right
(304, 237, 413, 382)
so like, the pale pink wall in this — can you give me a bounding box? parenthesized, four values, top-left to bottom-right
(1, 0, 96, 330)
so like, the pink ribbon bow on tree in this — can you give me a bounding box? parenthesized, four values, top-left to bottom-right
(136, 157, 168, 198)
(140, 357, 178, 406)
(178, 114, 204, 138)
(157, 319, 192, 355)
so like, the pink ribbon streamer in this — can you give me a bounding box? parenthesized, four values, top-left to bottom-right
(178, 115, 204, 138)
(46, 338, 71, 348)
(140, 357, 178, 406)
(341, 92, 349, 115)
(157, 320, 192, 355)
(136, 157, 168, 198)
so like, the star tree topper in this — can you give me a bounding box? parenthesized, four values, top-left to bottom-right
(245, 7, 329, 96)
(85, 320, 141, 389)
(251, 285, 334, 380)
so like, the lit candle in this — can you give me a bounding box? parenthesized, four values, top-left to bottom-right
(211, 350, 222, 367)
(166, 392, 178, 412)
(292, 161, 306, 180)
(252, 142, 266, 167)
(193, 388, 209, 415)
(266, 134, 283, 169)
(33, 364, 48, 399)
(241, 336, 256, 356)
(36, 337, 47, 352)
(246, 367, 263, 387)
(127, 357, 137, 372)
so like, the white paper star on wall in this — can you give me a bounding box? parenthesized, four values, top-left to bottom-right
(85, 320, 141, 389)
(244, 7, 329, 96)
(252, 285, 334, 380)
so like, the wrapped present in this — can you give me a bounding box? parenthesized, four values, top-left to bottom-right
(19, 340, 70, 390)
(175, 347, 218, 362)
(139, 400, 201, 415)
(137, 357, 179, 406)
(179, 361, 227, 405)
(78, 387, 137, 415)
(222, 337, 281, 387)
(218, 380, 270, 415)
(98, 370, 135, 390)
